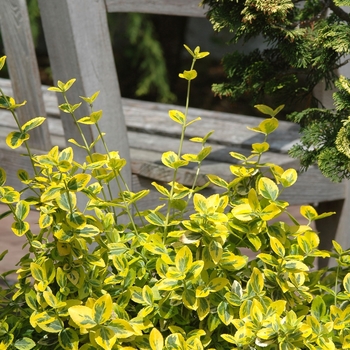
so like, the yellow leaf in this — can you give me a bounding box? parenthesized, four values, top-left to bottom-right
(149, 328, 164, 350)
(68, 305, 96, 329)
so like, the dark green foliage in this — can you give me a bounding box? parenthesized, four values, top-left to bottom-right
(201, 0, 350, 112)
(289, 77, 350, 182)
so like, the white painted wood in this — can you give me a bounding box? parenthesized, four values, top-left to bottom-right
(105, 0, 207, 17)
(0, 0, 51, 150)
(38, 0, 132, 191)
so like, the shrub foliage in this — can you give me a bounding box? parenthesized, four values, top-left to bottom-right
(0, 49, 350, 350)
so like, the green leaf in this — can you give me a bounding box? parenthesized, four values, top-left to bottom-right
(93, 294, 112, 325)
(58, 328, 79, 350)
(14, 337, 36, 350)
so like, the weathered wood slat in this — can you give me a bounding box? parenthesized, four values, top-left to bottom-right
(38, 0, 132, 193)
(0, 77, 344, 206)
(105, 0, 207, 17)
(0, 0, 51, 150)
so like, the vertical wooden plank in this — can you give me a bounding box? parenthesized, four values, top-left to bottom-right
(333, 181, 350, 250)
(105, 0, 207, 17)
(38, 0, 132, 190)
(0, 0, 51, 150)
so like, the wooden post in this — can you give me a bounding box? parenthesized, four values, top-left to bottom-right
(0, 0, 51, 150)
(38, 0, 132, 191)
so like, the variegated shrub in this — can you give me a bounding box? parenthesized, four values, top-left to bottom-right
(0, 49, 350, 350)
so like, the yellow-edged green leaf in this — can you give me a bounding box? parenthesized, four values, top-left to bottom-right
(207, 174, 228, 188)
(142, 285, 154, 306)
(66, 211, 86, 229)
(11, 220, 29, 236)
(6, 131, 29, 149)
(343, 273, 350, 294)
(165, 333, 187, 350)
(252, 142, 269, 154)
(22, 117, 46, 133)
(197, 297, 210, 321)
(156, 278, 182, 291)
(260, 203, 281, 221)
(41, 185, 63, 202)
(209, 240, 223, 264)
(258, 177, 279, 201)
(109, 319, 135, 338)
(15, 200, 30, 221)
(58, 328, 79, 350)
(68, 305, 96, 329)
(217, 301, 234, 325)
(270, 237, 285, 257)
(95, 326, 117, 350)
(175, 246, 193, 274)
(208, 277, 229, 292)
(297, 231, 319, 254)
(284, 260, 309, 272)
(186, 260, 204, 280)
(182, 288, 197, 310)
(247, 268, 264, 294)
(39, 213, 53, 229)
(67, 174, 91, 191)
(56, 192, 77, 211)
(300, 205, 318, 221)
(93, 294, 112, 325)
(1, 189, 20, 203)
(280, 168, 297, 187)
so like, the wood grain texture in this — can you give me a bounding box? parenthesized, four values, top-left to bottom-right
(0, 0, 51, 150)
(105, 0, 207, 17)
(38, 0, 132, 191)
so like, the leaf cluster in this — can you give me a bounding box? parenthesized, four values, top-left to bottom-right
(1, 51, 350, 350)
